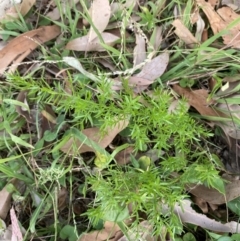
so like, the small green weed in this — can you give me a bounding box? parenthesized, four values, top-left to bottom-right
(0, 0, 237, 240)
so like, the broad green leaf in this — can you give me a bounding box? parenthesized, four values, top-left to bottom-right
(103, 206, 129, 222)
(10, 134, 34, 149)
(138, 156, 151, 171)
(232, 234, 240, 241)
(227, 197, 240, 216)
(183, 233, 196, 241)
(59, 225, 78, 241)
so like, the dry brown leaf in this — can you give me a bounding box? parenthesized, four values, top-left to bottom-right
(0, 25, 61, 75)
(152, 26, 162, 51)
(133, 33, 146, 67)
(17, 0, 35, 16)
(115, 146, 134, 165)
(217, 7, 240, 48)
(65, 32, 119, 51)
(88, 0, 111, 42)
(172, 85, 225, 117)
(61, 119, 129, 155)
(196, 0, 240, 48)
(192, 196, 208, 213)
(186, 180, 240, 205)
(0, 179, 19, 220)
(172, 19, 199, 48)
(78, 221, 120, 241)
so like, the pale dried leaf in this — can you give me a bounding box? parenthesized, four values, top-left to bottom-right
(172, 19, 198, 48)
(0, 25, 61, 75)
(0, 41, 7, 50)
(1, 0, 35, 20)
(222, 0, 240, 11)
(0, 219, 12, 240)
(46, 7, 60, 20)
(88, 0, 111, 42)
(10, 207, 23, 241)
(0, 0, 21, 19)
(195, 14, 205, 42)
(133, 33, 146, 67)
(18, 0, 35, 16)
(65, 32, 119, 52)
(128, 76, 154, 86)
(209, 0, 219, 7)
(172, 200, 240, 233)
(152, 26, 162, 51)
(135, 52, 169, 81)
(61, 119, 129, 155)
(112, 53, 169, 92)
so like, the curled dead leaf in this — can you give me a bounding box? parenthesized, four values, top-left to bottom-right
(135, 52, 169, 81)
(88, 0, 111, 42)
(65, 32, 120, 52)
(0, 25, 61, 75)
(172, 85, 225, 117)
(196, 0, 240, 48)
(172, 19, 198, 48)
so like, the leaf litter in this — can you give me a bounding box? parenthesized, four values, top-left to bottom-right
(2, 0, 240, 240)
